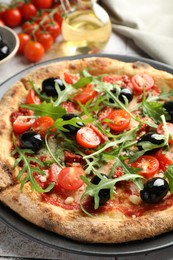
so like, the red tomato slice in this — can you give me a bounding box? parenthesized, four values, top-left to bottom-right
(155, 149, 173, 172)
(58, 166, 85, 190)
(46, 163, 62, 191)
(89, 124, 107, 144)
(72, 84, 97, 104)
(106, 109, 131, 132)
(131, 155, 159, 178)
(64, 72, 78, 84)
(13, 116, 35, 134)
(131, 74, 154, 93)
(26, 89, 41, 104)
(32, 116, 54, 137)
(76, 126, 101, 148)
(157, 122, 173, 144)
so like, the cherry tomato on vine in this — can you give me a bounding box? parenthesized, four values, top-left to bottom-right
(131, 73, 154, 93)
(106, 109, 131, 132)
(35, 12, 51, 25)
(32, 0, 53, 9)
(24, 41, 45, 62)
(155, 149, 173, 172)
(72, 84, 97, 104)
(25, 89, 41, 104)
(3, 8, 22, 27)
(20, 3, 37, 21)
(131, 155, 159, 178)
(13, 116, 35, 134)
(32, 116, 54, 137)
(22, 21, 38, 34)
(18, 33, 31, 54)
(35, 31, 54, 51)
(45, 22, 60, 39)
(53, 8, 63, 27)
(76, 126, 101, 148)
(157, 122, 173, 145)
(58, 166, 85, 191)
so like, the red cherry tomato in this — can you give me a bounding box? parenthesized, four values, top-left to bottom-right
(46, 163, 62, 191)
(32, 116, 54, 137)
(24, 41, 45, 62)
(53, 8, 63, 27)
(0, 19, 4, 26)
(13, 116, 35, 134)
(20, 3, 37, 21)
(35, 12, 51, 24)
(64, 72, 78, 84)
(58, 166, 85, 191)
(72, 84, 97, 104)
(89, 124, 107, 144)
(157, 122, 173, 145)
(18, 33, 31, 54)
(32, 0, 53, 9)
(45, 22, 60, 39)
(131, 155, 159, 178)
(155, 149, 173, 172)
(25, 89, 41, 104)
(106, 109, 131, 132)
(22, 21, 38, 34)
(3, 8, 22, 27)
(35, 31, 54, 51)
(76, 126, 101, 148)
(131, 74, 154, 93)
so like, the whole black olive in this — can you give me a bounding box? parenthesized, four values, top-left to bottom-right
(110, 88, 133, 104)
(137, 132, 165, 151)
(163, 101, 173, 122)
(42, 77, 65, 97)
(0, 42, 10, 60)
(140, 177, 169, 203)
(20, 131, 44, 152)
(91, 174, 110, 206)
(62, 114, 84, 134)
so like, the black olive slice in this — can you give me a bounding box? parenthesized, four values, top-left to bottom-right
(41, 77, 65, 97)
(91, 174, 110, 206)
(140, 177, 169, 203)
(20, 131, 44, 152)
(62, 114, 84, 134)
(109, 88, 133, 104)
(137, 132, 165, 151)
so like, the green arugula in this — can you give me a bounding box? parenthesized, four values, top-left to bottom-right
(12, 135, 54, 192)
(164, 165, 173, 193)
(142, 100, 169, 123)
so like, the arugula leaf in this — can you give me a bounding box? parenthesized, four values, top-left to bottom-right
(53, 80, 74, 106)
(72, 76, 92, 89)
(164, 165, 173, 193)
(21, 102, 66, 121)
(12, 135, 54, 193)
(80, 173, 143, 217)
(147, 87, 173, 102)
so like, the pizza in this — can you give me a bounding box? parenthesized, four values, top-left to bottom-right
(1, 56, 173, 244)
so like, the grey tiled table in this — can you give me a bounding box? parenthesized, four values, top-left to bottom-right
(1, 28, 173, 260)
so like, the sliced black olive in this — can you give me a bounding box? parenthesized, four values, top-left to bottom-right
(0, 42, 10, 60)
(140, 177, 169, 203)
(91, 174, 110, 206)
(62, 114, 84, 134)
(20, 131, 44, 152)
(137, 132, 165, 151)
(163, 101, 173, 122)
(42, 77, 65, 97)
(110, 88, 133, 104)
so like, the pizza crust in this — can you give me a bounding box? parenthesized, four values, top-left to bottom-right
(1, 57, 173, 243)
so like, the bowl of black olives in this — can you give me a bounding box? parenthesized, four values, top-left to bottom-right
(0, 25, 19, 64)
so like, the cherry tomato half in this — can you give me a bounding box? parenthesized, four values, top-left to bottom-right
(72, 84, 97, 104)
(46, 163, 62, 191)
(58, 166, 85, 191)
(24, 41, 45, 62)
(3, 8, 22, 27)
(76, 126, 101, 148)
(18, 33, 31, 54)
(157, 122, 173, 145)
(25, 89, 41, 104)
(64, 72, 78, 84)
(106, 109, 131, 132)
(155, 149, 173, 172)
(131, 155, 159, 178)
(32, 116, 54, 137)
(13, 116, 35, 134)
(131, 74, 154, 93)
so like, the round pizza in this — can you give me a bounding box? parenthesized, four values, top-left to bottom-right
(1, 56, 173, 243)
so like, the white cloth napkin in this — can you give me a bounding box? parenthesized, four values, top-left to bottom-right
(100, 0, 173, 66)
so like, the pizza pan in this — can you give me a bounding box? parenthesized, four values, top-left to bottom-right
(1, 54, 173, 257)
